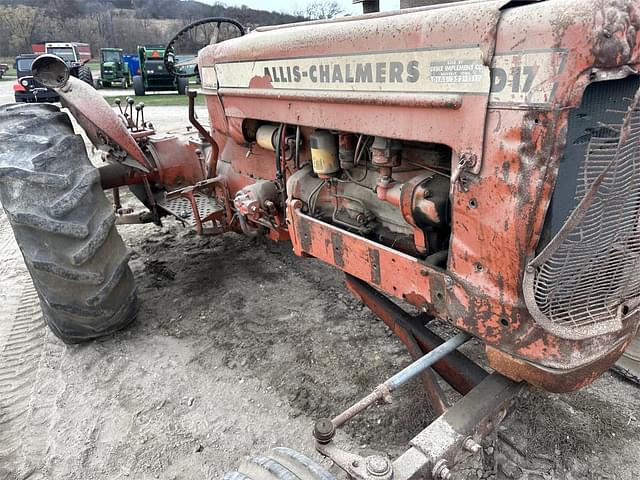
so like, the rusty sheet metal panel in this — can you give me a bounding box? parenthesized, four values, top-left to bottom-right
(147, 135, 207, 190)
(287, 199, 434, 306)
(446, 0, 640, 382)
(201, 1, 503, 174)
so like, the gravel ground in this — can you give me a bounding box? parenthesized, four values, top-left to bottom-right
(0, 81, 639, 480)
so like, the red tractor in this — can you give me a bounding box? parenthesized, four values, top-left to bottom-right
(1, 1, 640, 478)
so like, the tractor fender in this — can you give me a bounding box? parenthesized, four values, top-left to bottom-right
(58, 76, 150, 170)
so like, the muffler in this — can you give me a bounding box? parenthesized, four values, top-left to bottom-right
(32, 55, 151, 171)
(31, 54, 70, 88)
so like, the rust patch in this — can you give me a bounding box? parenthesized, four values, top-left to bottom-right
(368, 248, 381, 285)
(592, 0, 640, 67)
(299, 216, 312, 252)
(486, 342, 628, 393)
(331, 231, 344, 267)
(248, 75, 274, 89)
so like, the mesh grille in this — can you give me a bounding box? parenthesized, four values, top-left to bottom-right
(526, 79, 640, 339)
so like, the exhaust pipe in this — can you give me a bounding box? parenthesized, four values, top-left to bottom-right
(31, 55, 150, 170)
(32, 54, 70, 89)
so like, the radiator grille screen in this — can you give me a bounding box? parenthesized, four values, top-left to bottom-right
(526, 77, 640, 339)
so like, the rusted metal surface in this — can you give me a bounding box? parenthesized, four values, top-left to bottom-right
(98, 163, 147, 190)
(187, 91, 220, 178)
(146, 135, 207, 190)
(316, 442, 394, 480)
(344, 274, 488, 395)
(273, 0, 640, 382)
(393, 373, 523, 480)
(199, 1, 502, 176)
(287, 199, 435, 305)
(485, 343, 633, 393)
(442, 0, 640, 383)
(164, 177, 234, 235)
(316, 372, 523, 480)
(523, 87, 640, 341)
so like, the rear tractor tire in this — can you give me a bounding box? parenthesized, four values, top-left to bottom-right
(225, 448, 335, 480)
(77, 65, 94, 87)
(133, 75, 145, 96)
(0, 103, 137, 343)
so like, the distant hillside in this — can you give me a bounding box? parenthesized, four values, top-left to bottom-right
(0, 0, 306, 59)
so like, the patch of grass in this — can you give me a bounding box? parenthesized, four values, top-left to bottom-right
(102, 93, 205, 107)
(0, 67, 17, 81)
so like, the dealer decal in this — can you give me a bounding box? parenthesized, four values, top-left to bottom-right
(202, 48, 566, 106)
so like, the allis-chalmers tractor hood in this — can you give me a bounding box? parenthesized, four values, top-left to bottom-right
(198, 1, 504, 173)
(198, 0, 640, 176)
(199, 0, 640, 114)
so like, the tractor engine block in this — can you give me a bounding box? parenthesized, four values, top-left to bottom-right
(286, 134, 451, 260)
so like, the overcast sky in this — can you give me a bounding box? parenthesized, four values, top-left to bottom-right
(201, 0, 401, 16)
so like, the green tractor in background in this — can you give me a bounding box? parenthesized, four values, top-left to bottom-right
(132, 45, 189, 96)
(98, 48, 131, 88)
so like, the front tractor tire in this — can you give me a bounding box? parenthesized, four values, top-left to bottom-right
(225, 448, 335, 480)
(77, 65, 94, 87)
(133, 75, 145, 96)
(0, 103, 137, 343)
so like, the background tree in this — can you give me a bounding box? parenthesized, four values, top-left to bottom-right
(296, 0, 344, 20)
(0, 0, 305, 60)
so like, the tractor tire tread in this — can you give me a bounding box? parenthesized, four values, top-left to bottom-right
(77, 65, 94, 86)
(133, 76, 145, 96)
(71, 213, 116, 266)
(227, 448, 335, 480)
(48, 168, 101, 217)
(0, 103, 137, 344)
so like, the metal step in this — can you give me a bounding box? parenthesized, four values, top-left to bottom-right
(157, 192, 225, 227)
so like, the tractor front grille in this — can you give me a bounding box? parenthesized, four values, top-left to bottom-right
(525, 76, 640, 340)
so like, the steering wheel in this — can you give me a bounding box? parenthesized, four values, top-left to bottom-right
(164, 17, 245, 78)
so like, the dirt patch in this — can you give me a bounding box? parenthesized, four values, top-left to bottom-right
(0, 213, 639, 479)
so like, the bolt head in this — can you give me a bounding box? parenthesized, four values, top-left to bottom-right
(365, 455, 391, 476)
(433, 460, 452, 480)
